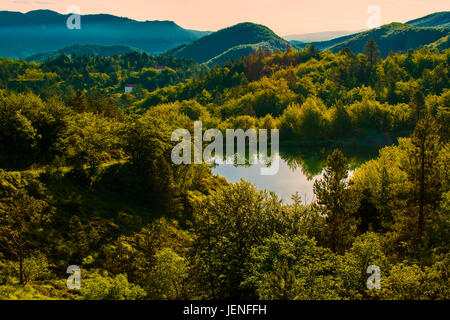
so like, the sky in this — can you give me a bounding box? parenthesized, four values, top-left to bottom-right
(3, 0, 449, 35)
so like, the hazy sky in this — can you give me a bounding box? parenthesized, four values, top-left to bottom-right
(3, 0, 449, 35)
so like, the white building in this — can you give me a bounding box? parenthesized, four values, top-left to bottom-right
(124, 84, 136, 93)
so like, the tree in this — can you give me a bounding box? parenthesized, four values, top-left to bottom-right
(338, 232, 388, 299)
(122, 112, 179, 210)
(190, 181, 285, 299)
(410, 89, 426, 124)
(146, 248, 189, 299)
(66, 89, 88, 113)
(61, 112, 121, 181)
(258, 261, 299, 300)
(364, 38, 380, 67)
(330, 100, 353, 138)
(356, 188, 382, 233)
(375, 263, 426, 300)
(313, 149, 358, 253)
(21, 251, 52, 285)
(0, 189, 52, 284)
(402, 116, 442, 246)
(68, 215, 89, 263)
(247, 234, 340, 300)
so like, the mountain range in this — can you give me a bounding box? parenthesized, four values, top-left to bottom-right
(284, 30, 365, 42)
(0, 9, 210, 58)
(406, 11, 450, 28)
(292, 12, 450, 57)
(1, 10, 449, 64)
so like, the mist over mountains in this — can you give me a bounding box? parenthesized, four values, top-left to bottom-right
(284, 30, 364, 42)
(0, 9, 209, 58)
(1, 9, 449, 64)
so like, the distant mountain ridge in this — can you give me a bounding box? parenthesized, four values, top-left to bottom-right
(2, 10, 449, 63)
(406, 11, 450, 28)
(291, 32, 364, 51)
(329, 23, 449, 57)
(170, 12, 449, 66)
(0, 10, 209, 58)
(284, 30, 364, 42)
(291, 12, 449, 57)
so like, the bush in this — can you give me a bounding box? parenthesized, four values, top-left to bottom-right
(80, 271, 146, 300)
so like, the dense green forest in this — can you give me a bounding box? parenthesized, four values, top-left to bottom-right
(25, 44, 143, 63)
(0, 41, 449, 299)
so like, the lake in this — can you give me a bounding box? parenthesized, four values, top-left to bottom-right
(211, 143, 383, 204)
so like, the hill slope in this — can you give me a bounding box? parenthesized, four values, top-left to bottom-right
(329, 23, 449, 57)
(406, 11, 450, 28)
(291, 12, 449, 56)
(426, 35, 450, 50)
(166, 22, 293, 64)
(0, 10, 207, 58)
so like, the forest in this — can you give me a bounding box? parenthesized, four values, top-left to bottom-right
(0, 40, 449, 299)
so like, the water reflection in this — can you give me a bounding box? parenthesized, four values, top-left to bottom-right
(211, 143, 380, 204)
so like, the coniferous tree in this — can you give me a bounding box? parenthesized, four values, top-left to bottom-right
(403, 116, 442, 245)
(364, 38, 380, 67)
(410, 89, 426, 124)
(313, 149, 358, 253)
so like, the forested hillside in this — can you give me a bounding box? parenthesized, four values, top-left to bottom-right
(0, 51, 206, 105)
(166, 22, 294, 64)
(0, 41, 449, 299)
(406, 11, 450, 28)
(25, 44, 142, 63)
(329, 23, 449, 57)
(295, 22, 449, 57)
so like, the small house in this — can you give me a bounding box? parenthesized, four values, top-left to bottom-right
(124, 84, 136, 93)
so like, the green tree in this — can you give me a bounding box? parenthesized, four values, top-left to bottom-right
(146, 248, 189, 299)
(21, 251, 52, 284)
(247, 234, 340, 300)
(401, 116, 442, 246)
(61, 112, 121, 181)
(364, 38, 380, 68)
(329, 101, 353, 138)
(66, 89, 88, 113)
(258, 261, 300, 300)
(313, 149, 358, 253)
(410, 89, 426, 124)
(190, 181, 285, 299)
(0, 190, 52, 284)
(68, 215, 89, 263)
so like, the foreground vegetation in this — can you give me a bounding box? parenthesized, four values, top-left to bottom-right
(0, 41, 449, 299)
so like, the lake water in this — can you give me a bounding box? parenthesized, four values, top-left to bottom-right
(211, 144, 381, 204)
